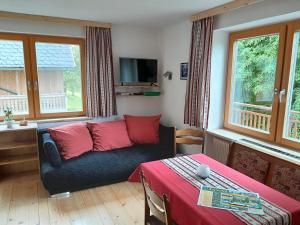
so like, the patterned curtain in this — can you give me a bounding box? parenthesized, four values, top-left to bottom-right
(86, 27, 117, 117)
(184, 17, 214, 129)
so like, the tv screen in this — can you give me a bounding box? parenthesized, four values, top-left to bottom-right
(120, 58, 157, 83)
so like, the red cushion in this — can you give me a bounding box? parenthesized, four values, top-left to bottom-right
(48, 123, 93, 160)
(87, 120, 133, 151)
(124, 115, 161, 144)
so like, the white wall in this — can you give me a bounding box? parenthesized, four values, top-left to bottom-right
(208, 31, 229, 130)
(160, 21, 191, 127)
(111, 25, 162, 116)
(0, 20, 162, 116)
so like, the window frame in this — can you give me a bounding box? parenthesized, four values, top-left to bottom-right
(276, 21, 300, 149)
(0, 32, 86, 120)
(0, 33, 36, 120)
(224, 23, 287, 142)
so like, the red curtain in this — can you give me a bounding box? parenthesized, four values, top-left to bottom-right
(86, 27, 117, 117)
(184, 17, 214, 129)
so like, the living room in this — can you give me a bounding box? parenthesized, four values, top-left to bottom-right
(0, 0, 299, 225)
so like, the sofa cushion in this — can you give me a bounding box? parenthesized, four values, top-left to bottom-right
(271, 165, 300, 201)
(87, 120, 133, 151)
(41, 143, 173, 194)
(42, 133, 62, 168)
(48, 123, 93, 159)
(124, 114, 161, 144)
(231, 148, 270, 183)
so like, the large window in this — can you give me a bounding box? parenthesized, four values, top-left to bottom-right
(225, 20, 300, 150)
(0, 33, 86, 119)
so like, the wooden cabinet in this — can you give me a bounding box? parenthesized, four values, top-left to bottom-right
(0, 123, 38, 178)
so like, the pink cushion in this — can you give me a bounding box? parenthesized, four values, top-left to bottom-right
(124, 115, 161, 144)
(48, 123, 93, 160)
(87, 120, 133, 151)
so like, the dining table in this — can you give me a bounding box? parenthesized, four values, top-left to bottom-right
(128, 154, 300, 225)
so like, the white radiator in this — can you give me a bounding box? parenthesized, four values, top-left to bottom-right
(205, 135, 231, 165)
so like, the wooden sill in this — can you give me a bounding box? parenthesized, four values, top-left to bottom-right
(206, 128, 300, 166)
(0, 141, 37, 151)
(0, 154, 38, 166)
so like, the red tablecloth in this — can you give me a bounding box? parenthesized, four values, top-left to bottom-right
(128, 154, 300, 225)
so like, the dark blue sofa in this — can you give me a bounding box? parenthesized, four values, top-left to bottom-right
(37, 120, 175, 195)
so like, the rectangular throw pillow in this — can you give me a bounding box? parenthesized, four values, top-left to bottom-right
(124, 114, 161, 144)
(42, 133, 62, 168)
(48, 123, 93, 160)
(87, 120, 133, 151)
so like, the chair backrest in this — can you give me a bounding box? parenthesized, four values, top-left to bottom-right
(175, 128, 205, 154)
(140, 172, 172, 225)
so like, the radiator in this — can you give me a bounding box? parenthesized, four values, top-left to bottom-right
(205, 135, 232, 165)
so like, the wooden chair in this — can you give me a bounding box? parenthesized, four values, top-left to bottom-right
(140, 172, 173, 225)
(175, 128, 205, 154)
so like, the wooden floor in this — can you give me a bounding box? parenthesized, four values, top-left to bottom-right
(0, 173, 145, 225)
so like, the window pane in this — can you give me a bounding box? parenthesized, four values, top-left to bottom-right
(0, 40, 29, 116)
(35, 42, 83, 114)
(283, 31, 300, 141)
(229, 34, 280, 133)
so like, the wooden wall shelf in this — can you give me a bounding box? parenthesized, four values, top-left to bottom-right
(0, 123, 38, 177)
(115, 84, 161, 96)
(115, 84, 160, 88)
(0, 154, 38, 166)
(0, 141, 37, 151)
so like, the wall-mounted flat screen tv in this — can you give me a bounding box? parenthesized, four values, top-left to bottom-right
(119, 58, 157, 83)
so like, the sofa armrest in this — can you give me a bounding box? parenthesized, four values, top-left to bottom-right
(159, 124, 175, 157)
(42, 133, 62, 168)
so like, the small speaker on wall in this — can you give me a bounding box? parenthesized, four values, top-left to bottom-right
(162, 71, 172, 80)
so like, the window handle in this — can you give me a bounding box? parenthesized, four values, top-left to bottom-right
(34, 80, 38, 91)
(279, 89, 286, 103)
(27, 81, 31, 91)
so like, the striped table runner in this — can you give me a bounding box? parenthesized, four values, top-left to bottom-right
(161, 156, 291, 225)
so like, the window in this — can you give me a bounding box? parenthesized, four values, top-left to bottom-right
(225, 20, 300, 150)
(277, 21, 300, 149)
(0, 33, 86, 119)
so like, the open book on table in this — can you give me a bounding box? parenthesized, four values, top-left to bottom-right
(197, 186, 264, 215)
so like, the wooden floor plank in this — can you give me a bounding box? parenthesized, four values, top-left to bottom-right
(37, 182, 51, 225)
(123, 182, 144, 206)
(88, 188, 116, 225)
(27, 181, 40, 225)
(0, 183, 12, 225)
(77, 191, 104, 225)
(56, 193, 84, 225)
(111, 182, 144, 224)
(48, 195, 72, 225)
(0, 173, 145, 225)
(7, 181, 39, 225)
(94, 185, 137, 225)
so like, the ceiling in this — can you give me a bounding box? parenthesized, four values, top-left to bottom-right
(0, 0, 232, 27)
